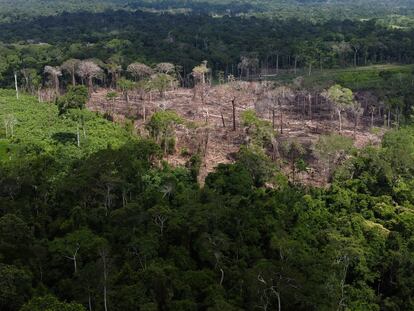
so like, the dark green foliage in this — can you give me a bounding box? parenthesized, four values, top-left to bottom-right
(57, 85, 89, 115)
(20, 295, 86, 311)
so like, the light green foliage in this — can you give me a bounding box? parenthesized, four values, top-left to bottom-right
(314, 133, 353, 176)
(148, 73, 177, 98)
(117, 78, 135, 92)
(325, 84, 355, 110)
(146, 110, 183, 154)
(241, 109, 274, 147)
(0, 89, 130, 162)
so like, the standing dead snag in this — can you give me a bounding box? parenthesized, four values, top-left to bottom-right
(98, 244, 110, 311)
(77, 60, 103, 93)
(44, 65, 62, 96)
(232, 97, 237, 131)
(61, 59, 80, 86)
(264, 86, 294, 134)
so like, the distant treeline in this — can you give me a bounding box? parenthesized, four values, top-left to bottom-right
(1, 10, 414, 87)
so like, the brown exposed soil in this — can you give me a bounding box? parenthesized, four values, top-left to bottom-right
(87, 82, 384, 186)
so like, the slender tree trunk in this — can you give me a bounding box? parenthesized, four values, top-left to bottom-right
(294, 57, 298, 74)
(88, 294, 92, 311)
(100, 250, 109, 311)
(371, 109, 374, 128)
(14, 72, 19, 100)
(308, 94, 312, 121)
(232, 97, 236, 131)
(276, 54, 279, 74)
(276, 292, 281, 311)
(77, 124, 81, 147)
(338, 110, 342, 133)
(55, 75, 59, 96)
(280, 112, 283, 134)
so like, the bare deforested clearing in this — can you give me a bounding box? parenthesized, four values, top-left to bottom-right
(88, 82, 384, 186)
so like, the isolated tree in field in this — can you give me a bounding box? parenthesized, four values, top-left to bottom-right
(149, 73, 177, 98)
(44, 65, 62, 95)
(192, 61, 210, 101)
(61, 59, 80, 86)
(77, 60, 103, 92)
(117, 78, 135, 106)
(323, 84, 356, 133)
(127, 62, 154, 81)
(156, 62, 175, 75)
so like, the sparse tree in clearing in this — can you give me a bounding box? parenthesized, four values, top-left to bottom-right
(192, 60, 210, 102)
(149, 73, 177, 99)
(127, 62, 154, 81)
(117, 78, 135, 107)
(44, 65, 62, 95)
(265, 86, 294, 134)
(323, 84, 356, 133)
(155, 62, 175, 75)
(351, 102, 364, 136)
(76, 60, 103, 93)
(146, 110, 183, 155)
(61, 59, 80, 86)
(241, 109, 274, 149)
(384, 96, 404, 128)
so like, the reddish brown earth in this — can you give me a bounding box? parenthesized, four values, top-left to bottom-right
(87, 83, 384, 186)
